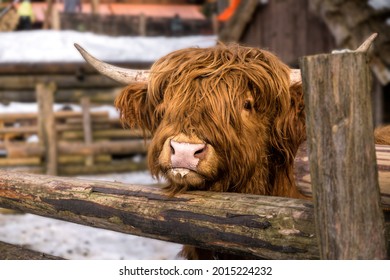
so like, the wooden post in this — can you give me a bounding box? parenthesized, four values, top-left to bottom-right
(81, 97, 94, 166)
(36, 82, 58, 176)
(139, 13, 146, 36)
(300, 34, 387, 259)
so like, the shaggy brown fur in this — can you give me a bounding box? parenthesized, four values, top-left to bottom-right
(114, 44, 386, 259)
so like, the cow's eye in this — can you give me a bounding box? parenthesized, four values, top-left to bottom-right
(243, 100, 253, 111)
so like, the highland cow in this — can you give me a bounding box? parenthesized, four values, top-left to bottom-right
(75, 43, 386, 259)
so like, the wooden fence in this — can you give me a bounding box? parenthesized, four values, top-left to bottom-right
(0, 62, 152, 175)
(0, 35, 389, 259)
(0, 62, 151, 104)
(0, 84, 148, 175)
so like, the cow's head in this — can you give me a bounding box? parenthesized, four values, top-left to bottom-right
(75, 44, 306, 197)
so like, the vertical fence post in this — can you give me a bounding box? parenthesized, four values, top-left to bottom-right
(81, 97, 94, 166)
(300, 34, 387, 259)
(36, 82, 58, 176)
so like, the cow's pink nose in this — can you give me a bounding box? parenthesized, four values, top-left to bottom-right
(170, 140, 207, 171)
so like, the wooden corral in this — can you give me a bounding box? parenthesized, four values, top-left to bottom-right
(218, 0, 389, 126)
(0, 62, 151, 104)
(219, 0, 336, 67)
(0, 84, 149, 175)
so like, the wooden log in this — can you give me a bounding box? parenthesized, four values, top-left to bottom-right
(0, 241, 64, 260)
(36, 82, 58, 176)
(61, 129, 145, 140)
(0, 170, 317, 259)
(0, 88, 122, 104)
(0, 170, 388, 259)
(0, 126, 38, 135)
(6, 140, 149, 158)
(300, 36, 387, 259)
(3, 139, 390, 209)
(0, 157, 41, 166)
(0, 111, 109, 122)
(58, 158, 147, 175)
(0, 75, 119, 90)
(0, 62, 152, 75)
(58, 155, 111, 165)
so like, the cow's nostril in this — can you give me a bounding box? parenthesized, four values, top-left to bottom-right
(169, 140, 208, 171)
(194, 145, 207, 159)
(170, 144, 175, 155)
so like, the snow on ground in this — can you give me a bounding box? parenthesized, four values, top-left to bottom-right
(0, 30, 215, 259)
(0, 30, 217, 63)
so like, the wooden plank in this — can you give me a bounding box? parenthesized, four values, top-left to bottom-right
(0, 62, 152, 74)
(0, 111, 109, 122)
(0, 157, 41, 166)
(294, 142, 390, 209)
(60, 129, 145, 140)
(0, 88, 121, 104)
(0, 75, 120, 90)
(6, 140, 149, 158)
(300, 44, 386, 258)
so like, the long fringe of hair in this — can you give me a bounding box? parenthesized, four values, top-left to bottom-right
(115, 43, 306, 197)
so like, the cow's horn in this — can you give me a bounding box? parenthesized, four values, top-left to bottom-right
(290, 69, 301, 85)
(74, 43, 150, 85)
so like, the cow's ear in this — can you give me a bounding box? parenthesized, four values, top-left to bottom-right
(270, 81, 306, 169)
(115, 83, 153, 131)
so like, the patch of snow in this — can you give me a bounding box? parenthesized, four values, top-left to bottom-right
(0, 30, 217, 63)
(368, 0, 390, 10)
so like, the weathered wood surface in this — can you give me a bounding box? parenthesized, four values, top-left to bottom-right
(0, 170, 318, 260)
(0, 75, 119, 89)
(0, 170, 388, 259)
(0, 159, 147, 176)
(0, 111, 109, 122)
(36, 83, 58, 176)
(0, 88, 121, 104)
(300, 46, 387, 258)
(0, 241, 63, 260)
(5, 140, 149, 158)
(294, 142, 390, 209)
(81, 97, 94, 166)
(0, 62, 151, 75)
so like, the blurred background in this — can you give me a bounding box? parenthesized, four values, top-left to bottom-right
(0, 0, 389, 260)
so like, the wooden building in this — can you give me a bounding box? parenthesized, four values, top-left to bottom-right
(219, 0, 390, 125)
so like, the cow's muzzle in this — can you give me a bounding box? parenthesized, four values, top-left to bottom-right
(170, 140, 207, 174)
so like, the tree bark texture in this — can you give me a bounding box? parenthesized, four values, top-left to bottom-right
(0, 241, 63, 260)
(0, 170, 388, 259)
(301, 52, 387, 259)
(0, 170, 318, 260)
